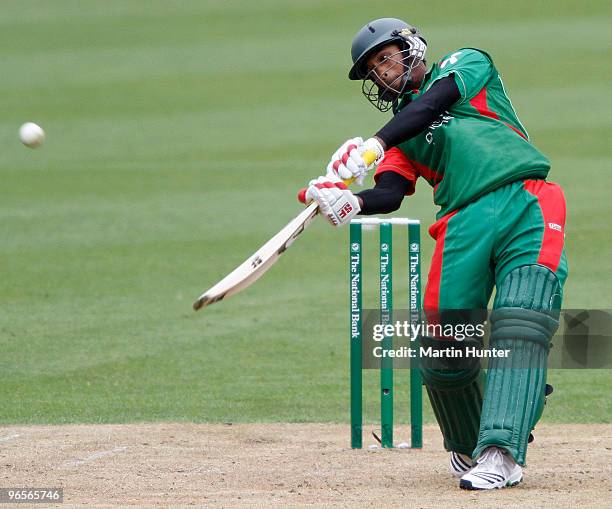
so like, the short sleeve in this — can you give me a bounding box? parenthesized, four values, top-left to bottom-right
(428, 48, 493, 103)
(374, 147, 418, 196)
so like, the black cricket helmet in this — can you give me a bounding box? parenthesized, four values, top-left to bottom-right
(349, 18, 427, 111)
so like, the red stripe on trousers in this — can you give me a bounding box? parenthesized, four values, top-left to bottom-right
(424, 209, 459, 316)
(523, 180, 566, 272)
(470, 87, 527, 140)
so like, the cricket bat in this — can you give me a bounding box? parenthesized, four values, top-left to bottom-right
(192, 150, 377, 311)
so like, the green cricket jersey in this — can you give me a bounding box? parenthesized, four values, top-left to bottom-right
(396, 48, 550, 218)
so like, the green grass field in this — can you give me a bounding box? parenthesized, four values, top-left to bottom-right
(1, 1, 610, 425)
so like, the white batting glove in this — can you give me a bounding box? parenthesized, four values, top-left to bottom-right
(305, 175, 361, 227)
(326, 137, 385, 186)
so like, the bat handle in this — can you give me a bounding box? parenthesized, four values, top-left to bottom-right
(297, 149, 378, 203)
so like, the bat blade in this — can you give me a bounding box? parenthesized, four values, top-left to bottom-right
(193, 202, 319, 310)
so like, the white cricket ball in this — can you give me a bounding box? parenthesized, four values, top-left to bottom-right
(19, 122, 46, 148)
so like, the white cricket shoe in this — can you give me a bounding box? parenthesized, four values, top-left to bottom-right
(449, 451, 475, 477)
(459, 446, 523, 490)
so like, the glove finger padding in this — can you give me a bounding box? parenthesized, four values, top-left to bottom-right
(333, 146, 363, 180)
(328, 137, 365, 180)
(335, 163, 355, 182)
(304, 176, 361, 227)
(331, 137, 363, 161)
(346, 149, 367, 174)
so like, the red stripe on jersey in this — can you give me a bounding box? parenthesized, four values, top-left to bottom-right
(374, 147, 418, 194)
(470, 87, 499, 120)
(423, 209, 459, 315)
(523, 180, 566, 272)
(470, 87, 527, 140)
(409, 158, 443, 185)
(503, 121, 527, 139)
(374, 147, 443, 193)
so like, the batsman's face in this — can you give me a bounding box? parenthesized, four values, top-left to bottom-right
(366, 43, 407, 92)
(365, 43, 427, 92)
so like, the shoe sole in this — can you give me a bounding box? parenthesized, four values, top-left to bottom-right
(459, 475, 523, 491)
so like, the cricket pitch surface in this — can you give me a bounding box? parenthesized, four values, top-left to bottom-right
(1, 423, 609, 508)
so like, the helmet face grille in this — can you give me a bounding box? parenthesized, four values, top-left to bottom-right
(360, 48, 420, 112)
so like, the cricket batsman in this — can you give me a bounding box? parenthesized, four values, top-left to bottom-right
(302, 18, 568, 490)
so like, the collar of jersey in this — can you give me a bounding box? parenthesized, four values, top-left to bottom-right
(396, 65, 435, 112)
